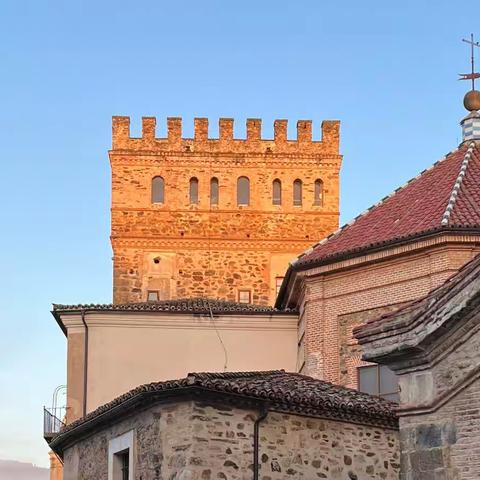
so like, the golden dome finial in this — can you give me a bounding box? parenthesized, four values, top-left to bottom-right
(464, 90, 480, 111)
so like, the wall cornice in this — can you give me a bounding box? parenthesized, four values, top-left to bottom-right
(110, 237, 314, 252)
(60, 312, 298, 332)
(304, 234, 480, 278)
(109, 151, 342, 164)
(111, 207, 339, 217)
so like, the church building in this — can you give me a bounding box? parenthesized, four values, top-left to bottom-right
(277, 90, 480, 392)
(46, 54, 480, 479)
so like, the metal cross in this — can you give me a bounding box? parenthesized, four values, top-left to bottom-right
(460, 33, 480, 90)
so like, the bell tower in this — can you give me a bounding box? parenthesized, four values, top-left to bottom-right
(109, 116, 342, 305)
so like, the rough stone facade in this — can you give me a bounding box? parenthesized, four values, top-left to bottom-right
(110, 117, 341, 304)
(399, 379, 480, 480)
(397, 333, 480, 479)
(62, 400, 399, 480)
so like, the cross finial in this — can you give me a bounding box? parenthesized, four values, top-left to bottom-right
(460, 33, 480, 90)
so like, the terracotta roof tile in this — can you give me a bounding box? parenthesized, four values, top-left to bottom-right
(295, 142, 480, 268)
(50, 370, 398, 454)
(52, 298, 295, 315)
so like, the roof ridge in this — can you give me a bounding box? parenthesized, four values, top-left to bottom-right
(50, 371, 398, 451)
(187, 370, 285, 380)
(52, 297, 279, 311)
(441, 141, 477, 226)
(292, 146, 461, 266)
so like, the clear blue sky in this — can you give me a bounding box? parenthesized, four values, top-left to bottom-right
(0, 0, 477, 467)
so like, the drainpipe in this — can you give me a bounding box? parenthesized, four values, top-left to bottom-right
(81, 310, 89, 417)
(253, 405, 269, 480)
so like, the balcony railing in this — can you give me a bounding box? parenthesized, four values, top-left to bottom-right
(43, 407, 66, 441)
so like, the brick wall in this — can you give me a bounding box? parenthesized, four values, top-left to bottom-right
(337, 303, 410, 388)
(110, 117, 341, 304)
(299, 244, 480, 384)
(62, 399, 399, 479)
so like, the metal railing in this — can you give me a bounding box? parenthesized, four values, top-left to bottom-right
(43, 406, 66, 440)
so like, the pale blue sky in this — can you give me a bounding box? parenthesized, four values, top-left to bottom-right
(0, 0, 477, 467)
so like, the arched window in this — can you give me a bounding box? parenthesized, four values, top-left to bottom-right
(151, 176, 165, 204)
(272, 179, 282, 205)
(314, 179, 324, 206)
(237, 176, 250, 206)
(293, 179, 302, 206)
(189, 177, 199, 204)
(210, 177, 219, 206)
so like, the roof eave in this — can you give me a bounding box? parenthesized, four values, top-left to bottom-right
(51, 309, 68, 337)
(293, 226, 480, 273)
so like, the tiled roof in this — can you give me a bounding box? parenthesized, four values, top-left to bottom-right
(50, 371, 397, 454)
(52, 298, 295, 315)
(295, 141, 480, 268)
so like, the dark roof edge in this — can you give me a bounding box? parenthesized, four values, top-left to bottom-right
(50, 382, 398, 457)
(274, 265, 295, 309)
(49, 387, 263, 457)
(291, 226, 480, 273)
(51, 310, 67, 337)
(291, 145, 464, 268)
(52, 299, 296, 316)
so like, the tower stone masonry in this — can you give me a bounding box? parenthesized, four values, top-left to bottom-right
(110, 116, 341, 305)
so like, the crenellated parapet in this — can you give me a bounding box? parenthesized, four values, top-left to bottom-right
(112, 116, 340, 155)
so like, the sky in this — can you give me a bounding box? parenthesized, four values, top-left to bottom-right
(0, 0, 478, 468)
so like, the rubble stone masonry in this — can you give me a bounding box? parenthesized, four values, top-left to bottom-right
(110, 117, 341, 304)
(62, 400, 400, 480)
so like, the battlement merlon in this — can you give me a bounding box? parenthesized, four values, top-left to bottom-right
(111, 116, 340, 155)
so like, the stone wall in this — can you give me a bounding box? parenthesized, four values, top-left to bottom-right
(110, 117, 341, 305)
(399, 378, 480, 480)
(396, 311, 480, 479)
(63, 399, 399, 480)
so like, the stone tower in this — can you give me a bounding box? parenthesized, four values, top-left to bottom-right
(110, 116, 341, 305)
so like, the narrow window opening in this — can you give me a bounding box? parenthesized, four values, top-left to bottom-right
(147, 290, 159, 302)
(238, 290, 251, 304)
(210, 177, 219, 205)
(113, 449, 129, 480)
(293, 179, 302, 206)
(189, 177, 199, 205)
(237, 176, 250, 206)
(272, 179, 282, 205)
(314, 179, 324, 206)
(151, 176, 164, 204)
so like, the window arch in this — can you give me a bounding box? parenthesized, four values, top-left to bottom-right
(314, 179, 324, 206)
(210, 177, 219, 205)
(293, 179, 302, 206)
(151, 176, 165, 203)
(189, 177, 199, 204)
(237, 176, 250, 206)
(272, 179, 282, 205)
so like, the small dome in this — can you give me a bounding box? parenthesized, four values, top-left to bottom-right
(464, 90, 480, 111)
